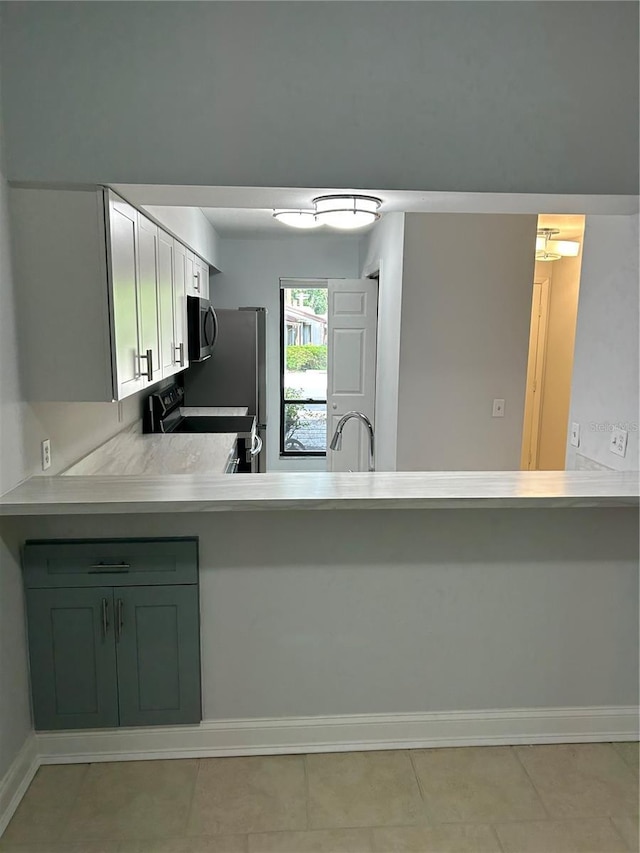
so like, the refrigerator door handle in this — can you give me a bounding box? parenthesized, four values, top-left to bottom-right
(250, 434, 263, 456)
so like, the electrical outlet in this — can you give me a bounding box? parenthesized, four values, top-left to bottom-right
(609, 428, 628, 458)
(570, 422, 580, 448)
(41, 439, 51, 471)
(492, 399, 505, 418)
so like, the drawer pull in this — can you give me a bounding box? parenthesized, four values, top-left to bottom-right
(89, 562, 131, 572)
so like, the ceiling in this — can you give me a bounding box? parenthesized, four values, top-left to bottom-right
(113, 184, 634, 239)
(537, 214, 586, 240)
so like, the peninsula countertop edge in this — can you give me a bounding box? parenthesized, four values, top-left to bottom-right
(0, 470, 638, 515)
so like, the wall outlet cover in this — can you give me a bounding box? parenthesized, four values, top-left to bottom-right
(41, 439, 51, 471)
(492, 399, 505, 418)
(570, 422, 580, 448)
(609, 428, 628, 458)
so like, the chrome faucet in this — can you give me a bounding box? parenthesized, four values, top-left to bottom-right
(329, 411, 375, 472)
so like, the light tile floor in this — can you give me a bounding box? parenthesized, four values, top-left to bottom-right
(0, 743, 637, 853)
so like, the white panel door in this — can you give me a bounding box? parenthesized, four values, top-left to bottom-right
(157, 229, 177, 377)
(327, 279, 378, 471)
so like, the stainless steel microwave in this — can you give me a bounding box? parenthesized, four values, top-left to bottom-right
(187, 295, 218, 362)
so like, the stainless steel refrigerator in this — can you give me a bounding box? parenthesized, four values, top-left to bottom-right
(183, 307, 267, 472)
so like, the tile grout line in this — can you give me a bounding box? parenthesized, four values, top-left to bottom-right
(489, 823, 507, 853)
(302, 753, 311, 831)
(367, 824, 376, 852)
(183, 756, 204, 838)
(55, 762, 92, 843)
(407, 748, 435, 825)
(509, 745, 551, 819)
(607, 815, 635, 852)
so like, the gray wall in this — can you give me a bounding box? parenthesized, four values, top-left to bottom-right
(141, 205, 221, 269)
(214, 235, 360, 471)
(1, 2, 638, 194)
(397, 214, 537, 471)
(10, 508, 639, 718)
(566, 214, 639, 471)
(359, 214, 405, 471)
(0, 115, 32, 779)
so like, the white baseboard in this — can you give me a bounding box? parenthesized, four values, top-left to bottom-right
(0, 734, 39, 837)
(37, 705, 639, 765)
(2, 707, 637, 835)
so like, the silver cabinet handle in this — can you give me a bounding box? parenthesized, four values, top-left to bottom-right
(174, 342, 185, 366)
(116, 598, 124, 642)
(140, 348, 154, 380)
(250, 434, 263, 456)
(194, 271, 200, 291)
(101, 597, 109, 639)
(89, 562, 130, 572)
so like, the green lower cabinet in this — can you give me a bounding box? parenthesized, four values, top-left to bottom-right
(115, 585, 201, 727)
(24, 538, 201, 731)
(26, 587, 119, 730)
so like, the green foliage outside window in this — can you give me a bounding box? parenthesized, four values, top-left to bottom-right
(290, 288, 328, 316)
(285, 345, 327, 371)
(284, 387, 305, 440)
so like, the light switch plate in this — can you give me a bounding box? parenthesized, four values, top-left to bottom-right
(609, 428, 628, 458)
(492, 399, 505, 418)
(570, 422, 580, 448)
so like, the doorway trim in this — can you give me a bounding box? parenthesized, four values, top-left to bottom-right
(521, 277, 551, 470)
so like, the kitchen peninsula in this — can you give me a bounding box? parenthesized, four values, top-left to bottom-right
(0, 468, 637, 761)
(0, 470, 637, 514)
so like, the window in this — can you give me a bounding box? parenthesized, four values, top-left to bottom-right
(280, 282, 328, 456)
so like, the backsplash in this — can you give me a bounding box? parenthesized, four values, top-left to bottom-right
(573, 452, 614, 472)
(22, 394, 143, 478)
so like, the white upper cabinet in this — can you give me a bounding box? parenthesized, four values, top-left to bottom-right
(194, 256, 210, 299)
(184, 249, 210, 299)
(11, 186, 205, 403)
(108, 195, 144, 399)
(136, 214, 161, 386)
(184, 249, 196, 297)
(172, 240, 189, 372)
(157, 229, 177, 378)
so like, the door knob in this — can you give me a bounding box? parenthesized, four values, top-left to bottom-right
(332, 404, 337, 410)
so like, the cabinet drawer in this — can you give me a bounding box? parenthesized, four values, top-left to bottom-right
(23, 538, 198, 589)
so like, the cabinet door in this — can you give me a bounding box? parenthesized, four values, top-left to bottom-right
(195, 257, 210, 299)
(137, 215, 161, 385)
(115, 586, 201, 727)
(158, 229, 177, 377)
(173, 240, 189, 370)
(108, 195, 144, 399)
(184, 249, 198, 297)
(26, 587, 119, 730)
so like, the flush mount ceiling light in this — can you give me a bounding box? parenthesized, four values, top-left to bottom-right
(273, 210, 321, 229)
(536, 228, 581, 262)
(313, 195, 381, 230)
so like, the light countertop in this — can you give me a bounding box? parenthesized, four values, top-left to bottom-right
(61, 407, 248, 477)
(0, 471, 637, 516)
